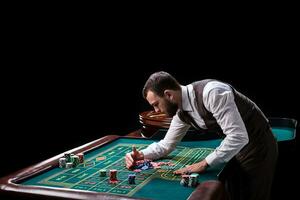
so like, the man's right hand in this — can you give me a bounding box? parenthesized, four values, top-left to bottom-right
(125, 146, 144, 169)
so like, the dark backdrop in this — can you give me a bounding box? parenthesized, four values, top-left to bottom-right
(1, 63, 298, 198)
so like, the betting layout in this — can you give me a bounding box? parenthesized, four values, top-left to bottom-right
(38, 144, 213, 196)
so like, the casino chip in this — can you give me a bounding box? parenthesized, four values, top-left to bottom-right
(59, 152, 85, 169)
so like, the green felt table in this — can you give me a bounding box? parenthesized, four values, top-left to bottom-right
(20, 138, 223, 200)
(0, 118, 296, 200)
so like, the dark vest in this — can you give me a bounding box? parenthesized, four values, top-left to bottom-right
(178, 79, 271, 160)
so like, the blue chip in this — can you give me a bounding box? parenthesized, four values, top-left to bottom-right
(141, 165, 149, 170)
(134, 160, 154, 170)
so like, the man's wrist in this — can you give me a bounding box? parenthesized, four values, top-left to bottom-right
(202, 159, 209, 169)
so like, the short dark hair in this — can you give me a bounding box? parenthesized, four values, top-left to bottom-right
(142, 71, 181, 98)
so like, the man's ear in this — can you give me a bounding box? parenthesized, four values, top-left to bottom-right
(164, 90, 174, 100)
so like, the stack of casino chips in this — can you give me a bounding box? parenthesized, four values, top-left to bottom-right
(59, 153, 84, 168)
(180, 173, 199, 187)
(99, 169, 106, 177)
(180, 175, 190, 187)
(189, 173, 199, 187)
(109, 169, 118, 184)
(128, 174, 136, 184)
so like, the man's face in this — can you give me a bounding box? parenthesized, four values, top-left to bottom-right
(146, 90, 178, 117)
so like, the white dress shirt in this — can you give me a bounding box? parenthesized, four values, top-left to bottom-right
(141, 81, 249, 167)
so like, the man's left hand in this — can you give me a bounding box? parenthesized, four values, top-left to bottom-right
(173, 160, 209, 175)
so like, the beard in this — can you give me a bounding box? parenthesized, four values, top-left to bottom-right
(164, 99, 178, 117)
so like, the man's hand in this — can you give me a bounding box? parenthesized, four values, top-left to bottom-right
(173, 160, 208, 175)
(125, 146, 144, 169)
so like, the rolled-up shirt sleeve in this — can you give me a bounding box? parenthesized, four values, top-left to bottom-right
(204, 85, 249, 167)
(141, 114, 191, 160)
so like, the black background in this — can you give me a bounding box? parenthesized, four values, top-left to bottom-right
(1, 61, 298, 198)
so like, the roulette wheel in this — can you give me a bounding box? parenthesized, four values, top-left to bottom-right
(139, 111, 172, 137)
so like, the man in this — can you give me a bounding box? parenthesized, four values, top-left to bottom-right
(125, 71, 278, 200)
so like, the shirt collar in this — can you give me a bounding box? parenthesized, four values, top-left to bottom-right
(181, 85, 193, 112)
